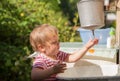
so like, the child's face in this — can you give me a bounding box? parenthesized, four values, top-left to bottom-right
(44, 35, 60, 56)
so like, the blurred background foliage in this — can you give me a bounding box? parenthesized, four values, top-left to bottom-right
(0, 0, 80, 81)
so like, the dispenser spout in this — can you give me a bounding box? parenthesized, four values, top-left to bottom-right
(92, 30, 95, 38)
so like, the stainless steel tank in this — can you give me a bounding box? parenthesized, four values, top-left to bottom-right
(77, 0, 105, 30)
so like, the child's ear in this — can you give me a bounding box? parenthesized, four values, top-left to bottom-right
(37, 44, 45, 52)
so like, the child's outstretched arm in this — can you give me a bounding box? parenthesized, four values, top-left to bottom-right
(65, 38, 98, 62)
(31, 61, 66, 81)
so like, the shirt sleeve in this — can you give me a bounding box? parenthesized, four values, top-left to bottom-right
(32, 59, 46, 69)
(57, 51, 69, 61)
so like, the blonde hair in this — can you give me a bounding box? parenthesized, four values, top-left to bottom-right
(30, 24, 58, 51)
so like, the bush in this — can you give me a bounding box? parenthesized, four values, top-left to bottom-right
(0, 43, 31, 81)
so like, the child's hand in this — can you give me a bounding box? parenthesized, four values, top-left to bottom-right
(52, 61, 66, 74)
(85, 38, 99, 49)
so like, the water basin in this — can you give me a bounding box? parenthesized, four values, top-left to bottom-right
(57, 59, 119, 80)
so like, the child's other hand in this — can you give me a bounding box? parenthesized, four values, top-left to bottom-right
(85, 38, 99, 49)
(52, 61, 66, 74)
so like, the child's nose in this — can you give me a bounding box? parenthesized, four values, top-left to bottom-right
(57, 42, 60, 49)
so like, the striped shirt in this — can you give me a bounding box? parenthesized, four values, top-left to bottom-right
(32, 51, 69, 81)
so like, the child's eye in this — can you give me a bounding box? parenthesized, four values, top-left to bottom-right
(53, 42, 57, 44)
(52, 41, 59, 44)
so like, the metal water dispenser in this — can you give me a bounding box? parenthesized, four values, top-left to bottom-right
(77, 0, 105, 30)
